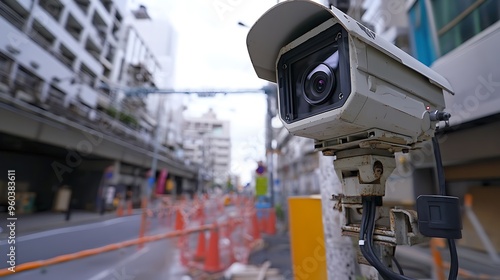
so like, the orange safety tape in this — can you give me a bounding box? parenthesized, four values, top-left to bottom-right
(0, 220, 243, 277)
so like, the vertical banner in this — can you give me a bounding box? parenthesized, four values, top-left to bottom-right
(156, 169, 168, 195)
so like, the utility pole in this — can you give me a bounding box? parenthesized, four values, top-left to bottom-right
(264, 84, 277, 207)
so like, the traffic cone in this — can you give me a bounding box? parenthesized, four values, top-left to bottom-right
(204, 224, 222, 272)
(251, 211, 261, 240)
(194, 214, 206, 261)
(194, 230, 206, 261)
(126, 200, 133, 215)
(267, 209, 276, 235)
(197, 203, 205, 221)
(175, 208, 185, 231)
(116, 199, 123, 217)
(226, 220, 236, 264)
(259, 210, 267, 233)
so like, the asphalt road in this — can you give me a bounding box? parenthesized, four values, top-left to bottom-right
(0, 215, 187, 280)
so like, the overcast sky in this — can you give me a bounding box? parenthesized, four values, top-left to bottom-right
(128, 0, 279, 183)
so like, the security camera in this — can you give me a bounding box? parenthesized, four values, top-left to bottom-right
(247, 0, 453, 151)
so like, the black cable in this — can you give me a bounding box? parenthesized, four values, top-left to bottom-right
(359, 198, 380, 270)
(448, 238, 459, 280)
(392, 254, 404, 275)
(365, 198, 414, 280)
(432, 137, 446, 196)
(432, 136, 459, 280)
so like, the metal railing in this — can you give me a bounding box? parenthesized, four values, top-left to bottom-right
(39, 1, 62, 22)
(12, 78, 42, 103)
(50, 49, 74, 69)
(46, 88, 67, 115)
(78, 71, 96, 87)
(0, 70, 11, 87)
(28, 29, 54, 50)
(0, 1, 26, 30)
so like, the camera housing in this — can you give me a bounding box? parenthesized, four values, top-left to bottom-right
(247, 0, 454, 151)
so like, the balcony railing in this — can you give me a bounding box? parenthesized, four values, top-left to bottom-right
(78, 71, 96, 87)
(39, 1, 63, 22)
(46, 88, 67, 115)
(0, 70, 10, 87)
(12, 78, 42, 104)
(0, 1, 26, 30)
(50, 50, 74, 69)
(28, 29, 54, 50)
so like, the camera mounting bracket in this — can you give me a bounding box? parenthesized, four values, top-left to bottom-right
(315, 129, 414, 155)
(330, 148, 428, 267)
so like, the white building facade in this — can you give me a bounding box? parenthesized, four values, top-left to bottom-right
(183, 109, 231, 188)
(0, 0, 198, 212)
(0, 0, 127, 114)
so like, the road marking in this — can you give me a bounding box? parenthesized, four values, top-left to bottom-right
(0, 216, 139, 245)
(88, 246, 150, 280)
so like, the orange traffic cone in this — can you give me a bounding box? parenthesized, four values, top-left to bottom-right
(116, 199, 123, 217)
(259, 211, 267, 233)
(194, 230, 206, 261)
(267, 209, 276, 235)
(204, 224, 222, 272)
(126, 200, 133, 215)
(194, 216, 206, 261)
(226, 220, 236, 264)
(175, 208, 185, 231)
(251, 211, 261, 240)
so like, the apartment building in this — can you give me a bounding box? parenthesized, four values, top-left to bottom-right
(0, 0, 126, 113)
(0, 0, 197, 212)
(183, 109, 231, 188)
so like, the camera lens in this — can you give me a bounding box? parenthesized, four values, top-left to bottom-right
(314, 77, 326, 93)
(303, 64, 335, 105)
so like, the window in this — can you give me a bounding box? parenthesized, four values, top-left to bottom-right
(409, 0, 500, 63)
(39, 0, 64, 21)
(432, 0, 500, 55)
(0, 52, 14, 77)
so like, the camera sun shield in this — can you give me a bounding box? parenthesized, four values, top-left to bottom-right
(247, 0, 453, 147)
(277, 24, 351, 124)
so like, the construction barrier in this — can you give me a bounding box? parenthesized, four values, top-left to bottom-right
(256, 207, 277, 235)
(173, 194, 265, 275)
(0, 194, 264, 278)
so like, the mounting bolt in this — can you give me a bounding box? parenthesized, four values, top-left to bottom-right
(373, 161, 383, 179)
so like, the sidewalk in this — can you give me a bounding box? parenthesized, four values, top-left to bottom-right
(0, 209, 141, 238)
(247, 228, 500, 279)
(248, 232, 294, 280)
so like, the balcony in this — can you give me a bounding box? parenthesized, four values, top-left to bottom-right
(0, 70, 11, 94)
(39, 0, 64, 22)
(28, 20, 56, 50)
(67, 99, 91, 124)
(100, 0, 113, 13)
(103, 45, 115, 64)
(91, 10, 108, 45)
(46, 85, 67, 115)
(85, 37, 101, 61)
(13, 67, 43, 104)
(0, 0, 27, 30)
(78, 69, 96, 88)
(73, 0, 90, 15)
(51, 44, 75, 70)
(127, 63, 154, 87)
(0, 53, 14, 90)
(65, 13, 83, 41)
